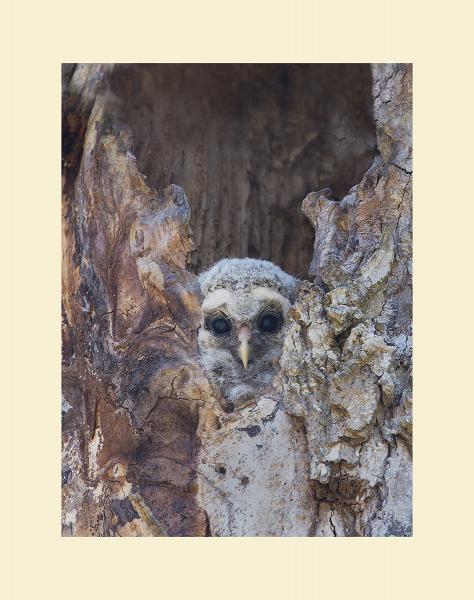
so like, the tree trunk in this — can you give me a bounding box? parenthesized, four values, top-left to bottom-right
(62, 63, 412, 536)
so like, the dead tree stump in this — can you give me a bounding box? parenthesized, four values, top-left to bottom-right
(62, 63, 411, 536)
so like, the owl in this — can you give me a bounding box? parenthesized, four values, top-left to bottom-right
(197, 258, 299, 411)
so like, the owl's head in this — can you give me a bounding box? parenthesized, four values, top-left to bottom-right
(197, 258, 299, 409)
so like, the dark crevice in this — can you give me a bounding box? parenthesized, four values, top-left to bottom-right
(329, 513, 338, 536)
(107, 64, 376, 277)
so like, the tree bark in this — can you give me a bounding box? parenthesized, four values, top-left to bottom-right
(62, 63, 412, 536)
(278, 64, 412, 536)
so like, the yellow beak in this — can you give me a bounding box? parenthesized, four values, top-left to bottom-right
(238, 338, 250, 369)
(237, 325, 251, 369)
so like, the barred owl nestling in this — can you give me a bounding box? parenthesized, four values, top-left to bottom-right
(198, 258, 299, 411)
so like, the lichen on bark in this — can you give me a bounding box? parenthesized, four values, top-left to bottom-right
(278, 64, 412, 536)
(62, 63, 412, 536)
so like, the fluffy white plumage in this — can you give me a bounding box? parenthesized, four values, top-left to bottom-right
(198, 258, 298, 299)
(197, 258, 299, 411)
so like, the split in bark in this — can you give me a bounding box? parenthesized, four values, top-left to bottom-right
(62, 63, 412, 536)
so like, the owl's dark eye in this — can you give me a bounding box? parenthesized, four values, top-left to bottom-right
(258, 312, 281, 333)
(210, 317, 232, 335)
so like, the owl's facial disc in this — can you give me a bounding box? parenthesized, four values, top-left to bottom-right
(200, 286, 290, 386)
(203, 304, 284, 371)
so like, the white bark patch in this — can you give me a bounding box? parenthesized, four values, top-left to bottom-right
(88, 426, 104, 480)
(198, 395, 315, 536)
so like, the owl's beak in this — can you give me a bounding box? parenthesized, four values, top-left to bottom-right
(237, 325, 251, 369)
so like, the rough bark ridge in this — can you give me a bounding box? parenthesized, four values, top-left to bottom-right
(62, 63, 411, 536)
(278, 64, 412, 535)
(62, 65, 210, 536)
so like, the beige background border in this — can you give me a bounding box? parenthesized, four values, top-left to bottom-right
(5, 0, 472, 598)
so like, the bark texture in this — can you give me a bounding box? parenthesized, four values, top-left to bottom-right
(62, 63, 411, 536)
(109, 64, 376, 276)
(62, 65, 209, 536)
(279, 64, 412, 536)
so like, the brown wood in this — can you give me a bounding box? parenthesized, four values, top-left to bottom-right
(62, 63, 411, 536)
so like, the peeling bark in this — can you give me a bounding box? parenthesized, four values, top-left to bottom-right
(62, 63, 411, 536)
(279, 64, 412, 536)
(62, 65, 210, 535)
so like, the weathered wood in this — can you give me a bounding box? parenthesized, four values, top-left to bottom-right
(62, 66, 210, 535)
(109, 64, 376, 276)
(279, 64, 412, 535)
(62, 63, 411, 536)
